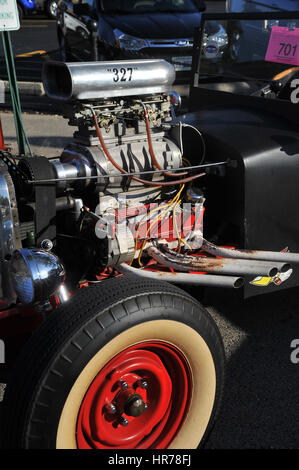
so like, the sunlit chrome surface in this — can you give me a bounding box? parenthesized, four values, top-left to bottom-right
(9, 249, 65, 304)
(0, 161, 18, 261)
(169, 90, 182, 109)
(0, 161, 21, 303)
(42, 59, 176, 101)
(57, 284, 70, 304)
(148, 38, 193, 48)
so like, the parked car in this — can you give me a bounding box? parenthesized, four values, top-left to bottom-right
(17, 0, 58, 19)
(17, 0, 36, 19)
(36, 0, 59, 18)
(56, 0, 228, 82)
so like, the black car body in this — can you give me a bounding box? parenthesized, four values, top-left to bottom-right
(56, 0, 227, 82)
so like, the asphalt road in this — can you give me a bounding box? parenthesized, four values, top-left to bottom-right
(204, 287, 299, 449)
(0, 16, 59, 82)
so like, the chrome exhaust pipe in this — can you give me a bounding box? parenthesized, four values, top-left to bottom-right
(147, 245, 290, 278)
(118, 263, 244, 289)
(202, 239, 299, 265)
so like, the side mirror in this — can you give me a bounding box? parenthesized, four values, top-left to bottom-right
(73, 3, 91, 16)
(193, 0, 206, 12)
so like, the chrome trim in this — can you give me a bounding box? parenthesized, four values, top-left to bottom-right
(0, 161, 21, 261)
(57, 284, 69, 303)
(0, 160, 21, 302)
(147, 38, 193, 48)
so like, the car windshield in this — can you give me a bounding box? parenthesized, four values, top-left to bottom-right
(196, 13, 299, 95)
(100, 0, 198, 14)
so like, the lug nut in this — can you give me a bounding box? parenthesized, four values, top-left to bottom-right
(135, 379, 148, 390)
(140, 380, 148, 389)
(119, 381, 128, 390)
(104, 403, 116, 414)
(119, 417, 129, 426)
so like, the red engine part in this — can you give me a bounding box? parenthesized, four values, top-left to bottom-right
(107, 201, 204, 245)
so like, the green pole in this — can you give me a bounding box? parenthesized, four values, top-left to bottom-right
(1, 30, 32, 156)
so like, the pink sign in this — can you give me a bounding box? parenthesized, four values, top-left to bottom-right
(265, 26, 299, 65)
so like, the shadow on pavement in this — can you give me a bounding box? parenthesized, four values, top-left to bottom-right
(202, 286, 299, 448)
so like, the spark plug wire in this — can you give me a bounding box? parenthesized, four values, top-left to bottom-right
(141, 102, 188, 177)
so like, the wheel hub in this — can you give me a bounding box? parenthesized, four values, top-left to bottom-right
(123, 393, 146, 417)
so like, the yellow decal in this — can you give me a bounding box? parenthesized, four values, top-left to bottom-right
(250, 269, 293, 287)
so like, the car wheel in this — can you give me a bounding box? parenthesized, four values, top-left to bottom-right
(1, 276, 225, 449)
(45, 0, 58, 19)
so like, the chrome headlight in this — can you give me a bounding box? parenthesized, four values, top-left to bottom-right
(9, 249, 65, 304)
(114, 28, 149, 50)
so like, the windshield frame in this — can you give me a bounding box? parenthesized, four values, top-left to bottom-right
(189, 11, 299, 125)
(192, 10, 299, 87)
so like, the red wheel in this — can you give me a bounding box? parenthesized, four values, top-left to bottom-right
(1, 277, 225, 449)
(76, 341, 192, 449)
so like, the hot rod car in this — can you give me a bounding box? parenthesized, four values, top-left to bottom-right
(1, 10, 299, 449)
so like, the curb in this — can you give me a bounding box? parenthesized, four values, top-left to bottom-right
(4, 81, 45, 97)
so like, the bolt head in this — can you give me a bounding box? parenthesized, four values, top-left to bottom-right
(41, 239, 53, 252)
(141, 380, 148, 389)
(134, 379, 148, 390)
(104, 403, 116, 415)
(120, 381, 128, 390)
(120, 417, 129, 426)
